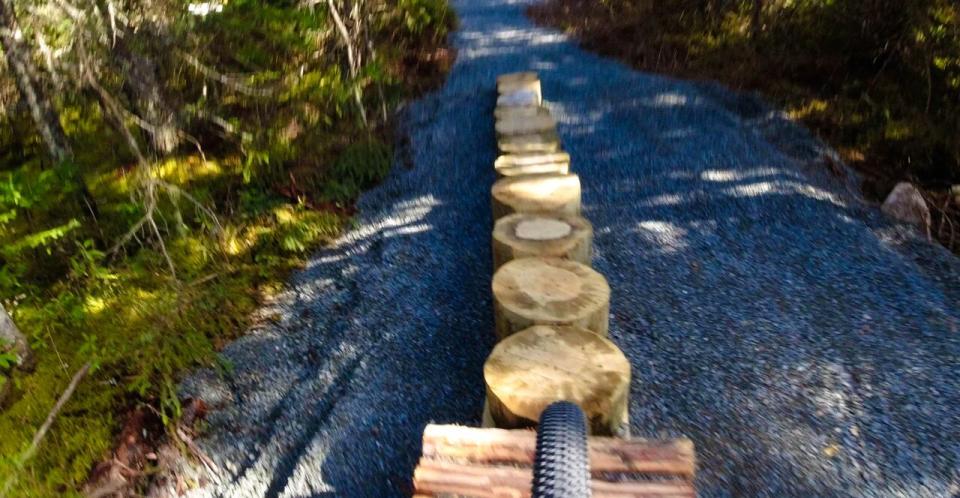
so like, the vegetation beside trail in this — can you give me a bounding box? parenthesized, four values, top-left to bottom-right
(529, 0, 960, 249)
(0, 0, 453, 495)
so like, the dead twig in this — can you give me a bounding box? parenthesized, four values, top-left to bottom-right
(2, 362, 92, 497)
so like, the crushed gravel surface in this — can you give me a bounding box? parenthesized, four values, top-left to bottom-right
(161, 0, 960, 495)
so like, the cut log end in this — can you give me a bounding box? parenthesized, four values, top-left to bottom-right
(492, 213, 592, 270)
(492, 257, 609, 338)
(484, 324, 630, 435)
(491, 173, 581, 220)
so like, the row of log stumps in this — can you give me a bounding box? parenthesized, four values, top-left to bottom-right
(411, 73, 697, 498)
(484, 72, 630, 437)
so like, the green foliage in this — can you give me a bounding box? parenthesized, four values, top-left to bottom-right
(559, 0, 960, 187)
(395, 0, 454, 38)
(0, 0, 454, 494)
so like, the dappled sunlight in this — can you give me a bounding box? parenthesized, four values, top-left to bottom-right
(634, 220, 689, 253)
(723, 180, 847, 207)
(643, 92, 688, 107)
(700, 167, 785, 182)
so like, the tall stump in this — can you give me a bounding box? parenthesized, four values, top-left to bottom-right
(494, 152, 570, 178)
(491, 173, 580, 220)
(498, 129, 561, 154)
(494, 104, 549, 121)
(495, 113, 556, 137)
(484, 324, 630, 435)
(497, 71, 541, 104)
(492, 257, 609, 339)
(492, 213, 592, 270)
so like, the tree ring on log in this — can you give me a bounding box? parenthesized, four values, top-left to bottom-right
(484, 324, 630, 435)
(492, 257, 609, 338)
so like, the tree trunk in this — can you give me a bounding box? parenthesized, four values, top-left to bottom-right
(0, 0, 72, 162)
(0, 0, 101, 224)
(93, 0, 180, 155)
(491, 257, 610, 339)
(751, 0, 764, 42)
(0, 304, 35, 371)
(484, 324, 630, 435)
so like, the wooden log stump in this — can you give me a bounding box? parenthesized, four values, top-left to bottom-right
(491, 173, 580, 220)
(484, 324, 630, 435)
(497, 90, 539, 108)
(492, 213, 592, 270)
(498, 129, 561, 154)
(497, 71, 541, 104)
(495, 152, 570, 178)
(495, 113, 556, 137)
(494, 104, 549, 121)
(491, 257, 609, 338)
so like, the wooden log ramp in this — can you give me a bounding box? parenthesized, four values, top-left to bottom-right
(412, 425, 696, 498)
(410, 71, 697, 497)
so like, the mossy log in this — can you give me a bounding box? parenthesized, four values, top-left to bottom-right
(484, 324, 630, 435)
(491, 257, 609, 338)
(491, 173, 580, 220)
(492, 213, 592, 270)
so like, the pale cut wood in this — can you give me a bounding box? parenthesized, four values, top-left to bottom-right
(497, 71, 541, 104)
(497, 162, 570, 178)
(421, 425, 696, 478)
(498, 129, 560, 154)
(494, 104, 549, 121)
(484, 324, 629, 435)
(491, 173, 580, 220)
(497, 90, 539, 108)
(413, 460, 695, 498)
(492, 258, 609, 338)
(492, 213, 592, 270)
(495, 113, 556, 137)
(494, 152, 569, 170)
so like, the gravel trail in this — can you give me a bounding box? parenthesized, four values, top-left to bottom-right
(169, 0, 960, 495)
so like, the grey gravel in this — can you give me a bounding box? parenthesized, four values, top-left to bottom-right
(163, 0, 960, 495)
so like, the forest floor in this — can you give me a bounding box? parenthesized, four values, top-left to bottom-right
(153, 0, 960, 496)
(528, 0, 960, 254)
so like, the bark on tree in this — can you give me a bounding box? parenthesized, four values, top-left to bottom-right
(483, 324, 630, 435)
(0, 0, 72, 162)
(0, 0, 101, 223)
(0, 304, 34, 371)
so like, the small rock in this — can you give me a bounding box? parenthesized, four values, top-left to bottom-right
(881, 182, 931, 235)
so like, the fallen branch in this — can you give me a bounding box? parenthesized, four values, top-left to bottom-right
(1, 362, 92, 497)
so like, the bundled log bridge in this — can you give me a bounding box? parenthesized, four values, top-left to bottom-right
(413, 424, 696, 498)
(492, 212, 592, 269)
